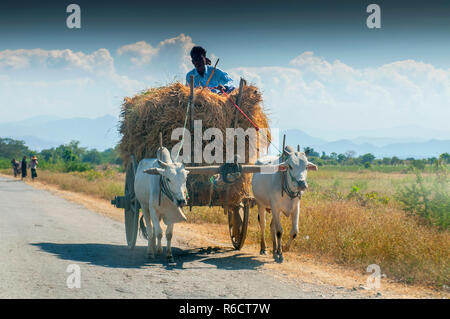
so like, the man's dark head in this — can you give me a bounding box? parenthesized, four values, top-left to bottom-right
(190, 46, 208, 73)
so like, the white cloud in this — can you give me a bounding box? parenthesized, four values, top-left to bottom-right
(230, 52, 450, 131)
(0, 48, 115, 74)
(117, 33, 194, 74)
(117, 41, 158, 66)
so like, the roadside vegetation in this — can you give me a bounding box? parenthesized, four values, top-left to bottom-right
(1, 137, 449, 288)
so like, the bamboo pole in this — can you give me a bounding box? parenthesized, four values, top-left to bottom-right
(281, 134, 286, 197)
(189, 75, 195, 211)
(233, 78, 246, 128)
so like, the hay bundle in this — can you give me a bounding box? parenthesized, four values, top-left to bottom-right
(119, 82, 271, 207)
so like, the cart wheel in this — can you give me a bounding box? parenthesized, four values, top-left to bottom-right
(124, 155, 140, 249)
(228, 200, 250, 250)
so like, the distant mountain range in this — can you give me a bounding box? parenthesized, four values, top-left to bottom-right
(0, 115, 120, 151)
(0, 116, 448, 158)
(282, 129, 449, 159)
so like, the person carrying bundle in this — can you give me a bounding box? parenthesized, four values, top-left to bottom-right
(186, 46, 235, 94)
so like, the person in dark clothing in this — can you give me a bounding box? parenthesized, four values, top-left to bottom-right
(21, 156, 27, 180)
(11, 159, 20, 177)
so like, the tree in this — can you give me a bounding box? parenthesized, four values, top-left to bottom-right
(82, 149, 102, 164)
(304, 147, 319, 157)
(360, 153, 375, 165)
(391, 156, 401, 165)
(0, 137, 32, 159)
(440, 153, 450, 164)
(337, 153, 347, 164)
(345, 150, 356, 159)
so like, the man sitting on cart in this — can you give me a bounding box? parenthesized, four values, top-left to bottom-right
(186, 46, 235, 94)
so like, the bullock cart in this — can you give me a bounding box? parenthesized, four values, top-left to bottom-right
(111, 77, 271, 251)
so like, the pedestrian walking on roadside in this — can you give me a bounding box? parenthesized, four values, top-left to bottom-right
(21, 156, 27, 180)
(30, 156, 38, 181)
(11, 158, 20, 177)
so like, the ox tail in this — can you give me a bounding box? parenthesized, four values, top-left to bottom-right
(139, 215, 149, 240)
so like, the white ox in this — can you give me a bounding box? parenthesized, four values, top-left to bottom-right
(252, 146, 317, 262)
(134, 147, 189, 264)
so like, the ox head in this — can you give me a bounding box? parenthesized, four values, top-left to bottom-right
(147, 160, 190, 207)
(280, 146, 318, 191)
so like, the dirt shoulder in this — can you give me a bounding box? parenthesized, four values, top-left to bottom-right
(4, 173, 447, 299)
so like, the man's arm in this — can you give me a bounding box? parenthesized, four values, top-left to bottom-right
(216, 69, 235, 93)
(218, 69, 234, 87)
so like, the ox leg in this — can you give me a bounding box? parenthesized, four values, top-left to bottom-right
(257, 205, 267, 255)
(284, 203, 300, 252)
(166, 223, 175, 264)
(142, 204, 154, 258)
(271, 208, 283, 263)
(149, 205, 160, 257)
(155, 217, 163, 256)
(270, 218, 277, 260)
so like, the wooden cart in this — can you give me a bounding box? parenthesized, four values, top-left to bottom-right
(111, 77, 264, 250)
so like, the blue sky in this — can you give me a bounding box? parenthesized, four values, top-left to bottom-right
(0, 0, 449, 139)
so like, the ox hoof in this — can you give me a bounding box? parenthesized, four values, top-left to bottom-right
(276, 254, 284, 263)
(167, 256, 176, 265)
(260, 249, 267, 255)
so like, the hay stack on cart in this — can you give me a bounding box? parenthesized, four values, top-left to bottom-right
(113, 78, 271, 249)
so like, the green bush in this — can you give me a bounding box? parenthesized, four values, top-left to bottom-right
(396, 167, 450, 230)
(64, 161, 92, 172)
(0, 158, 12, 169)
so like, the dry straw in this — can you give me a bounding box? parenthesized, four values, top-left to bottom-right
(119, 82, 271, 207)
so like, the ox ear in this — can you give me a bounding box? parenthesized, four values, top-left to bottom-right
(278, 163, 288, 172)
(307, 162, 318, 171)
(157, 160, 168, 168)
(144, 167, 164, 175)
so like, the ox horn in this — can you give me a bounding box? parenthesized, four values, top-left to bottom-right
(157, 160, 168, 168)
(144, 168, 162, 175)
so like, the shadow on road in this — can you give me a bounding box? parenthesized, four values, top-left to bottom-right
(31, 243, 265, 271)
(31, 243, 151, 269)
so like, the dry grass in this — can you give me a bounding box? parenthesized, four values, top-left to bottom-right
(3, 167, 448, 288)
(8, 169, 126, 201)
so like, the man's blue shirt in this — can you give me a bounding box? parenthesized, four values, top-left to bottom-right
(186, 65, 235, 93)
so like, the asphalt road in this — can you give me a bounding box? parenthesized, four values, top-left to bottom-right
(0, 176, 368, 298)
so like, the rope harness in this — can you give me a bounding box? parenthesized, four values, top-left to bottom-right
(160, 175, 175, 203)
(282, 169, 302, 199)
